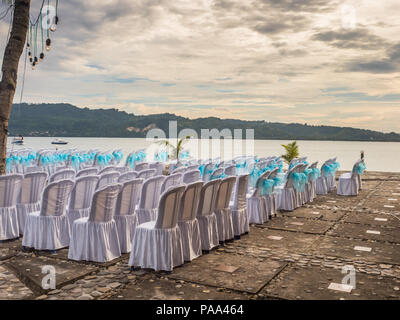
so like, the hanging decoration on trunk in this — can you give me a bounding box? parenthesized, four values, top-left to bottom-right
(26, 0, 59, 70)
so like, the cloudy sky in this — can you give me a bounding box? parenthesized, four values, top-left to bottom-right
(1, 0, 400, 132)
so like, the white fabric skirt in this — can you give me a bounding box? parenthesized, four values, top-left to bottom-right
(327, 175, 336, 191)
(68, 218, 121, 263)
(264, 194, 276, 219)
(337, 173, 359, 196)
(197, 213, 219, 251)
(247, 196, 267, 224)
(115, 214, 139, 254)
(215, 208, 234, 242)
(316, 176, 328, 195)
(278, 188, 296, 211)
(67, 207, 91, 226)
(136, 208, 158, 225)
(178, 219, 202, 261)
(0, 206, 19, 241)
(231, 207, 248, 236)
(128, 222, 184, 272)
(22, 212, 70, 250)
(16, 202, 40, 235)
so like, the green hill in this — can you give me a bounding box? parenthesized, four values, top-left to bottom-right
(8, 103, 400, 141)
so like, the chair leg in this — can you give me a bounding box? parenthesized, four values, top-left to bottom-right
(234, 235, 241, 240)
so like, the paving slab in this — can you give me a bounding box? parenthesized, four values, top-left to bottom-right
(114, 274, 247, 300)
(363, 198, 400, 213)
(314, 236, 400, 265)
(260, 217, 335, 234)
(263, 266, 400, 300)
(238, 227, 321, 254)
(4, 254, 99, 294)
(168, 252, 287, 294)
(0, 238, 21, 261)
(280, 207, 323, 219)
(0, 265, 33, 299)
(329, 223, 400, 243)
(344, 212, 400, 228)
(38, 248, 129, 267)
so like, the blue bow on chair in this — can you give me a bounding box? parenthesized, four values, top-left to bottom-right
(355, 162, 366, 175)
(308, 168, 321, 181)
(291, 172, 307, 192)
(260, 179, 274, 196)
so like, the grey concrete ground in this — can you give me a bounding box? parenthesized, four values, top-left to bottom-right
(1, 171, 399, 300)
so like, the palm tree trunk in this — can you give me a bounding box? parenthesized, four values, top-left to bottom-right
(0, 0, 30, 174)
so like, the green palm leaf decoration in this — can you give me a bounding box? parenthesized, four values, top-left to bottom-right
(281, 141, 299, 163)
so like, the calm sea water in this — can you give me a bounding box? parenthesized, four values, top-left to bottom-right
(7, 137, 400, 172)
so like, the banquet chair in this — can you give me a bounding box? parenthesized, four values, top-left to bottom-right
(149, 162, 165, 176)
(224, 165, 236, 177)
(230, 174, 249, 238)
(114, 179, 143, 253)
(337, 160, 363, 196)
(294, 164, 308, 207)
(202, 163, 214, 182)
(23, 166, 45, 174)
(68, 183, 122, 262)
(196, 179, 221, 251)
(136, 175, 165, 224)
(182, 170, 201, 184)
(278, 164, 302, 211)
(76, 167, 98, 178)
(118, 171, 138, 183)
(172, 166, 187, 174)
(209, 168, 224, 180)
(114, 166, 129, 174)
(160, 173, 182, 193)
(97, 171, 120, 189)
(186, 164, 199, 171)
(128, 185, 186, 272)
(214, 176, 236, 243)
(49, 169, 75, 183)
(134, 162, 149, 172)
(0, 174, 23, 240)
(16, 172, 48, 235)
(316, 160, 330, 195)
(22, 179, 74, 250)
(264, 168, 279, 218)
(98, 166, 116, 175)
(177, 181, 203, 261)
(325, 157, 338, 192)
(137, 169, 156, 180)
(66, 175, 99, 225)
(247, 171, 270, 224)
(305, 161, 318, 203)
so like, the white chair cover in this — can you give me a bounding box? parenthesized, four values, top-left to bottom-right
(182, 170, 201, 184)
(264, 168, 279, 218)
(49, 169, 75, 183)
(114, 166, 129, 174)
(196, 179, 220, 251)
(224, 165, 236, 176)
(160, 173, 182, 193)
(277, 164, 301, 212)
(76, 167, 98, 177)
(316, 160, 330, 195)
(118, 171, 138, 183)
(22, 179, 74, 250)
(23, 166, 45, 174)
(136, 176, 165, 224)
(137, 169, 156, 180)
(134, 162, 149, 172)
(97, 171, 120, 189)
(214, 177, 236, 242)
(202, 163, 214, 182)
(128, 185, 185, 271)
(230, 174, 249, 236)
(178, 181, 203, 261)
(149, 162, 165, 176)
(98, 166, 116, 175)
(114, 179, 143, 253)
(16, 172, 48, 234)
(247, 171, 270, 223)
(68, 183, 122, 262)
(337, 160, 362, 196)
(305, 161, 318, 203)
(172, 167, 187, 174)
(67, 175, 99, 225)
(0, 174, 23, 240)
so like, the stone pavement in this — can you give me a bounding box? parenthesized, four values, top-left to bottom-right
(0, 171, 399, 300)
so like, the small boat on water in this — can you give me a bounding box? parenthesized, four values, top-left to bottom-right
(51, 139, 68, 145)
(11, 136, 24, 145)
